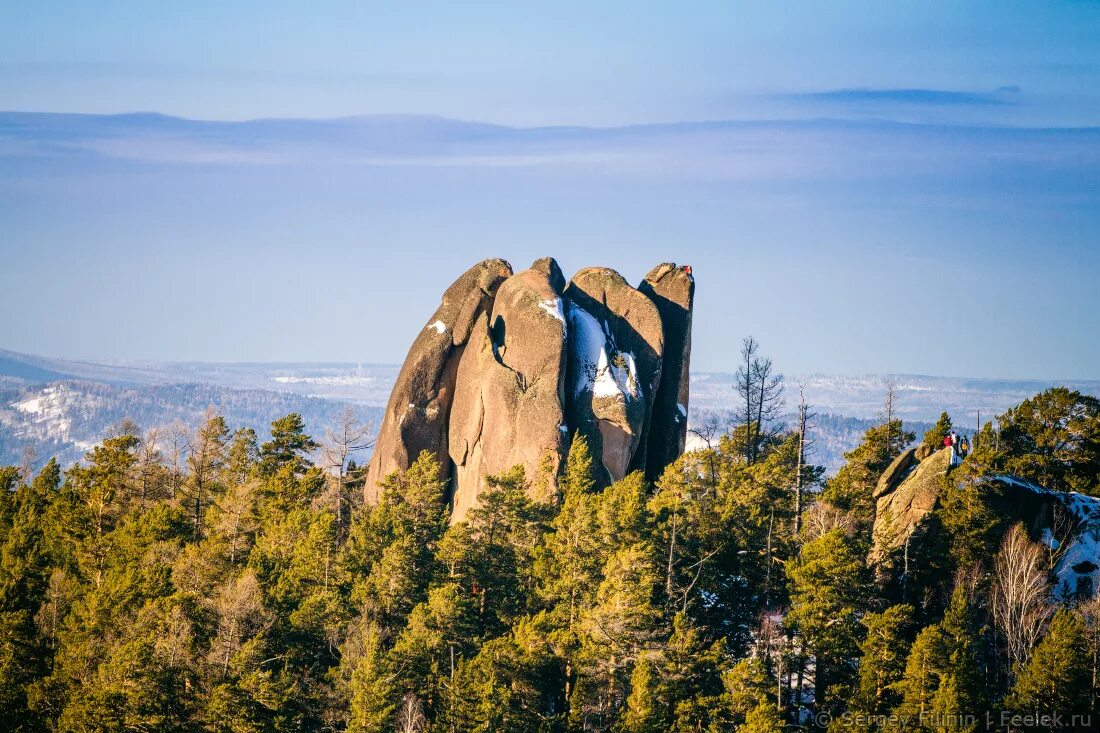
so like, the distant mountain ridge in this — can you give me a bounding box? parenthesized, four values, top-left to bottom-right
(1, 347, 1095, 474)
(5, 110, 1098, 170)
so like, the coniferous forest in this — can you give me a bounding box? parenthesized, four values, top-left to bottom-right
(3, 366, 1100, 732)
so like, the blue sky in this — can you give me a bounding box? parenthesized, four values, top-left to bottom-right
(1, 1, 1099, 379)
(4, 1, 1100, 125)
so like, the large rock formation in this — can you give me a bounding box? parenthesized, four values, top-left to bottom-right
(365, 258, 513, 501)
(366, 257, 695, 520)
(871, 446, 1100, 599)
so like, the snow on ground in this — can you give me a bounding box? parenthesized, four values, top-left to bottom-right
(273, 375, 386, 386)
(991, 474, 1100, 599)
(566, 304, 640, 401)
(1052, 491, 1100, 599)
(7, 385, 83, 442)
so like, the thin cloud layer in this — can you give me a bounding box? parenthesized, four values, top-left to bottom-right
(3, 112, 1097, 189)
(787, 87, 1021, 106)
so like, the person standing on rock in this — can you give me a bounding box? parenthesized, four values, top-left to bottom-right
(947, 430, 961, 467)
(959, 434, 970, 459)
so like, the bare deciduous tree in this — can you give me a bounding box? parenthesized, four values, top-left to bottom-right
(1042, 504, 1073, 573)
(208, 569, 271, 680)
(992, 524, 1052, 669)
(19, 443, 37, 485)
(794, 386, 817, 535)
(1077, 594, 1100, 713)
(318, 407, 373, 532)
(734, 336, 784, 464)
(395, 693, 427, 733)
(879, 381, 898, 461)
(166, 419, 190, 499)
(135, 427, 169, 507)
(801, 502, 855, 541)
(180, 408, 229, 538)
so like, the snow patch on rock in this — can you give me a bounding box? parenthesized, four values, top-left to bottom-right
(567, 305, 640, 401)
(1052, 491, 1100, 599)
(537, 298, 567, 335)
(993, 475, 1100, 600)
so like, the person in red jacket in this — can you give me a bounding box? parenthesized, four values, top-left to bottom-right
(946, 430, 961, 467)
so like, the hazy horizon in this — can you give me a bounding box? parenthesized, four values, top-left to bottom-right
(3, 2, 1099, 380)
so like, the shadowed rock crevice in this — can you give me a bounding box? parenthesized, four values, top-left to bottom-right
(366, 257, 694, 521)
(638, 263, 695, 482)
(564, 267, 665, 485)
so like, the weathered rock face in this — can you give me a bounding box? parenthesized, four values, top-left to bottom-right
(870, 447, 948, 563)
(638, 263, 694, 482)
(564, 267, 665, 486)
(366, 257, 693, 519)
(365, 258, 513, 501)
(447, 264, 569, 521)
(871, 447, 1100, 599)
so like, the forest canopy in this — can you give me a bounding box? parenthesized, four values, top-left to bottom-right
(2, 385, 1100, 732)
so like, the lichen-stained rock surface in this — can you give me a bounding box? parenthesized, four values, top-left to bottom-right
(871, 447, 949, 562)
(365, 258, 513, 501)
(638, 263, 694, 482)
(447, 262, 569, 521)
(874, 446, 919, 501)
(564, 267, 665, 486)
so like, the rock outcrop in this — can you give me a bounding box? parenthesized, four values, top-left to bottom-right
(366, 257, 694, 520)
(870, 447, 948, 563)
(638, 263, 695, 482)
(871, 446, 1100, 599)
(365, 258, 513, 501)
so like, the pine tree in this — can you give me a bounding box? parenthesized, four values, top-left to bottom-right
(449, 628, 558, 733)
(573, 543, 661, 729)
(620, 654, 662, 733)
(895, 623, 949, 724)
(719, 656, 773, 723)
(936, 585, 986, 724)
(259, 413, 319, 478)
(923, 413, 953, 451)
(996, 388, 1100, 494)
(345, 621, 396, 733)
(785, 528, 870, 714)
(740, 703, 784, 733)
(1006, 609, 1091, 720)
(822, 420, 915, 528)
(854, 604, 914, 715)
(533, 459, 602, 717)
(939, 474, 1000, 575)
(0, 460, 56, 731)
(390, 583, 477, 719)
(561, 433, 596, 496)
(463, 466, 544, 633)
(893, 587, 986, 731)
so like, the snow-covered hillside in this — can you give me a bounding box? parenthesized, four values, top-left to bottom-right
(0, 348, 1095, 473)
